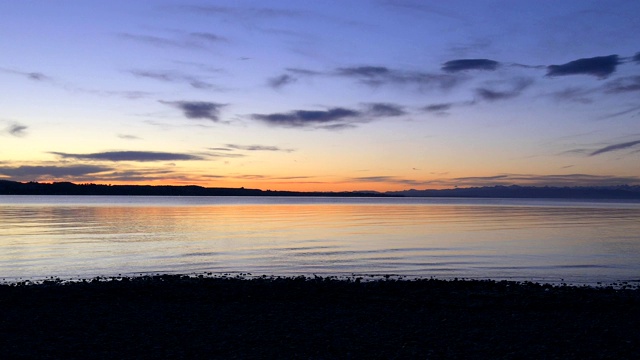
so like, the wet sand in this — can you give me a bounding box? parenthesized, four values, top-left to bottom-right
(1, 275, 639, 359)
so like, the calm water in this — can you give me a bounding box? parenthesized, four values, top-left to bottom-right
(1, 195, 640, 285)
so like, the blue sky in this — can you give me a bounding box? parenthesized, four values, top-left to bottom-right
(1, 0, 639, 191)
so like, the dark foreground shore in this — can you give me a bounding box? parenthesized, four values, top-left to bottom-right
(1, 275, 639, 359)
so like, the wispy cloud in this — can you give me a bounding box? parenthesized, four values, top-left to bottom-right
(161, 101, 227, 122)
(118, 31, 227, 50)
(225, 144, 295, 152)
(117, 134, 141, 140)
(0, 165, 111, 178)
(130, 69, 217, 90)
(50, 151, 204, 162)
(441, 59, 500, 72)
(589, 140, 640, 156)
(0, 67, 54, 82)
(603, 76, 640, 94)
(475, 77, 534, 101)
(335, 65, 463, 90)
(267, 74, 297, 89)
(547, 55, 619, 79)
(2, 122, 28, 137)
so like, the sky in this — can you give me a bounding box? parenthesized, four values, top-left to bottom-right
(1, 0, 639, 192)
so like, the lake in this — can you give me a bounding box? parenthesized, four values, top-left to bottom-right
(1, 195, 640, 285)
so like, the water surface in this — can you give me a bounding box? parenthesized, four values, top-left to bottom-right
(1, 196, 639, 285)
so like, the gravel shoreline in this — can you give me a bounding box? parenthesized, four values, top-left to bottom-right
(1, 275, 639, 359)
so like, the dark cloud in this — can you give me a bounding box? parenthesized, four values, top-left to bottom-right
(547, 55, 619, 78)
(252, 108, 360, 128)
(365, 103, 406, 117)
(335, 65, 463, 90)
(225, 144, 294, 152)
(51, 151, 203, 162)
(475, 78, 533, 101)
(441, 59, 499, 72)
(633, 52, 640, 64)
(0, 165, 111, 178)
(603, 76, 640, 94)
(589, 140, 640, 156)
(161, 101, 227, 121)
(268, 74, 297, 89)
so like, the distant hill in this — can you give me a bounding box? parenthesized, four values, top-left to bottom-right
(0, 180, 387, 197)
(2, 180, 640, 199)
(386, 185, 640, 199)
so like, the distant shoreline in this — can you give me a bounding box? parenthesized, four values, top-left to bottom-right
(2, 179, 640, 199)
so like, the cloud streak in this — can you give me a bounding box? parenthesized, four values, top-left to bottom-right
(0, 165, 111, 178)
(225, 144, 295, 152)
(118, 31, 227, 50)
(441, 59, 499, 72)
(130, 70, 217, 90)
(51, 151, 204, 162)
(251, 102, 407, 129)
(589, 140, 640, 156)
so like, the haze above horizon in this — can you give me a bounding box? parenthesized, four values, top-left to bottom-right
(1, 1, 639, 192)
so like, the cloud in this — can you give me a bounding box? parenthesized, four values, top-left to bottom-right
(550, 87, 595, 104)
(267, 74, 297, 89)
(2, 122, 28, 137)
(51, 151, 204, 162)
(130, 69, 216, 90)
(441, 59, 499, 72)
(603, 76, 640, 94)
(225, 144, 295, 152)
(335, 65, 463, 90)
(547, 55, 619, 78)
(250, 102, 406, 129)
(633, 52, 640, 64)
(0, 165, 111, 178)
(364, 103, 406, 117)
(161, 101, 227, 121)
(597, 104, 640, 120)
(0, 67, 54, 82)
(437, 173, 640, 187)
(251, 107, 361, 128)
(351, 176, 425, 186)
(117, 134, 141, 140)
(589, 140, 640, 156)
(423, 103, 452, 112)
(119, 31, 228, 50)
(475, 77, 534, 101)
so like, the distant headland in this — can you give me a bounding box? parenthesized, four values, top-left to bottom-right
(1, 180, 640, 199)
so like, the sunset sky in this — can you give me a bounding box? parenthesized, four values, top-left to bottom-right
(1, 0, 639, 192)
